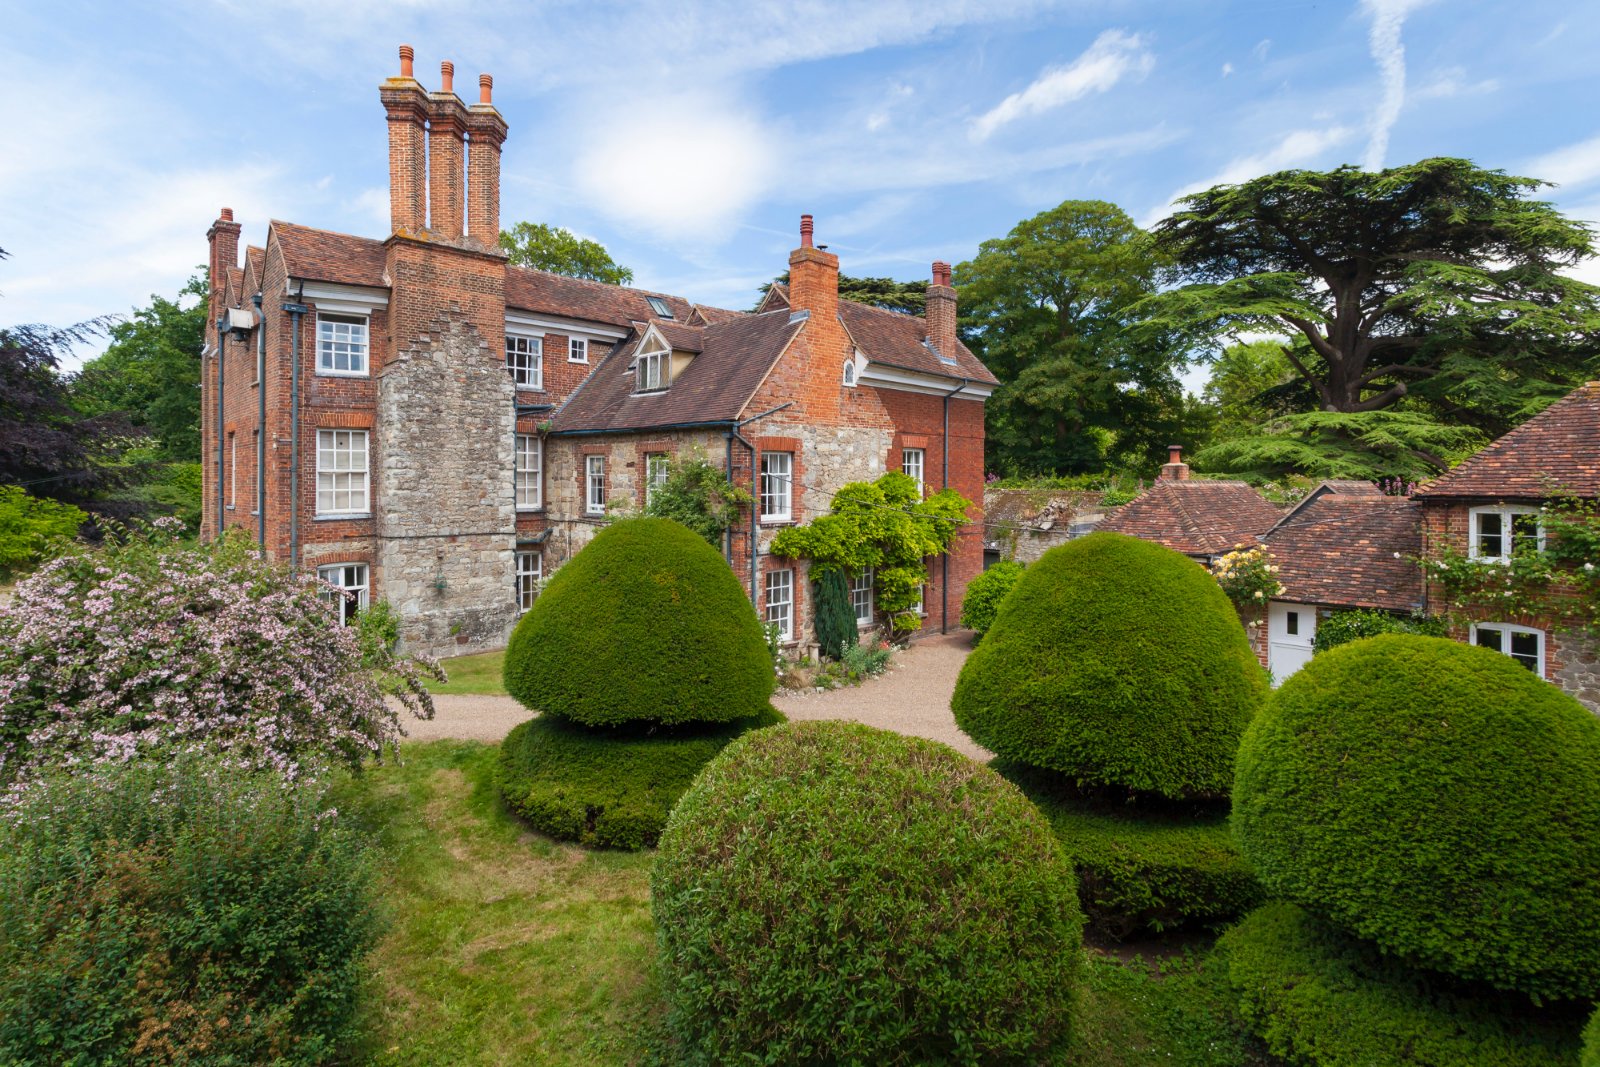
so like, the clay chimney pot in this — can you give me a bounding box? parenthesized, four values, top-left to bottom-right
(220, 207, 234, 222)
(399, 44, 414, 78)
(1168, 445, 1183, 465)
(479, 73, 493, 104)
(800, 214, 814, 248)
(440, 60, 454, 93)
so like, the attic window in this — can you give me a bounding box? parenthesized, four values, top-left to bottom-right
(646, 296, 673, 319)
(634, 332, 670, 393)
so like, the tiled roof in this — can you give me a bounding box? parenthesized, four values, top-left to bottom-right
(504, 266, 693, 328)
(687, 304, 747, 326)
(654, 321, 705, 353)
(272, 221, 388, 287)
(1415, 381, 1600, 500)
(550, 311, 803, 434)
(1262, 491, 1423, 612)
(1099, 479, 1282, 558)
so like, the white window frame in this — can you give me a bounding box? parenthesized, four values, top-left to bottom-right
(568, 337, 588, 364)
(842, 360, 856, 387)
(1471, 622, 1545, 675)
(760, 452, 793, 523)
(315, 313, 369, 377)
(850, 568, 874, 627)
(1468, 505, 1544, 563)
(645, 452, 671, 506)
(315, 429, 370, 517)
(227, 432, 237, 509)
(911, 584, 925, 616)
(515, 434, 542, 511)
(636, 351, 664, 392)
(515, 550, 542, 613)
(507, 334, 543, 390)
(586, 455, 607, 515)
(317, 563, 369, 626)
(903, 448, 925, 495)
(765, 568, 794, 641)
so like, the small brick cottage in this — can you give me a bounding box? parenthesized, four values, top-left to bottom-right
(200, 46, 997, 657)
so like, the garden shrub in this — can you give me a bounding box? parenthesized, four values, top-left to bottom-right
(1310, 608, 1445, 653)
(959, 559, 1023, 640)
(1234, 634, 1600, 1001)
(997, 761, 1262, 938)
(1218, 903, 1581, 1067)
(654, 721, 1083, 1066)
(953, 531, 1267, 800)
(0, 484, 85, 581)
(811, 567, 859, 660)
(496, 707, 783, 850)
(0, 758, 382, 1065)
(504, 517, 774, 727)
(1584, 1005, 1600, 1067)
(0, 521, 435, 787)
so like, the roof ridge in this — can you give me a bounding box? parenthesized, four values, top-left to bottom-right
(504, 262, 688, 304)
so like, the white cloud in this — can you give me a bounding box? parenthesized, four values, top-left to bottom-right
(1145, 125, 1353, 226)
(1411, 66, 1499, 101)
(1221, 62, 1235, 77)
(1526, 133, 1600, 191)
(1252, 39, 1272, 63)
(970, 30, 1154, 141)
(1360, 0, 1433, 171)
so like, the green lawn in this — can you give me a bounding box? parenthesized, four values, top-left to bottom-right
(426, 650, 508, 696)
(338, 740, 1273, 1066)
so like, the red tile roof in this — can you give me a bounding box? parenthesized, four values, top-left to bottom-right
(687, 304, 748, 326)
(504, 266, 693, 328)
(837, 299, 999, 385)
(1262, 490, 1423, 612)
(272, 221, 389, 287)
(1415, 381, 1600, 500)
(550, 311, 803, 433)
(1098, 479, 1282, 558)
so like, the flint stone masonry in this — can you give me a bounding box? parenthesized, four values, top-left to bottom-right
(378, 313, 517, 656)
(1553, 630, 1600, 714)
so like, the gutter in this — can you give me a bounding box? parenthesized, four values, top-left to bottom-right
(940, 378, 971, 634)
(215, 315, 227, 537)
(549, 417, 745, 437)
(254, 292, 266, 549)
(728, 403, 793, 609)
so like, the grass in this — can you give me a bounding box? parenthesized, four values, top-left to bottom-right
(426, 649, 508, 696)
(337, 739, 1278, 1066)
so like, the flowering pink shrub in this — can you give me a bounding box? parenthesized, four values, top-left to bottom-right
(0, 520, 434, 786)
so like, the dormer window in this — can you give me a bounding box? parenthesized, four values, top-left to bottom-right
(646, 296, 673, 319)
(843, 359, 856, 387)
(635, 332, 669, 393)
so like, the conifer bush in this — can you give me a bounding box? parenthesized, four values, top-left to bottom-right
(811, 567, 859, 659)
(1234, 634, 1600, 1001)
(959, 559, 1023, 640)
(1584, 1005, 1600, 1067)
(953, 531, 1266, 800)
(653, 721, 1082, 1065)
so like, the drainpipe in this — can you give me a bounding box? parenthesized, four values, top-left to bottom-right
(283, 293, 308, 568)
(723, 428, 735, 563)
(215, 316, 227, 537)
(253, 292, 266, 550)
(730, 403, 793, 607)
(940, 378, 970, 634)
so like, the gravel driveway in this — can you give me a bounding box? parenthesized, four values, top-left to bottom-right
(400, 630, 988, 759)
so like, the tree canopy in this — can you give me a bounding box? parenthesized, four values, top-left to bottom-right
(499, 222, 634, 285)
(755, 273, 926, 315)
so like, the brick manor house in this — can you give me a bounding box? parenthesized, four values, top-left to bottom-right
(200, 47, 997, 656)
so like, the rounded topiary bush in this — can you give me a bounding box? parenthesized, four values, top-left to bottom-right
(1219, 903, 1582, 1067)
(496, 707, 782, 850)
(952, 531, 1267, 800)
(959, 559, 1024, 640)
(503, 517, 774, 727)
(653, 721, 1083, 1065)
(1234, 634, 1600, 1001)
(1586, 1006, 1600, 1067)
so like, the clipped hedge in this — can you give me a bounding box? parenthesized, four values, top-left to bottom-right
(1310, 608, 1445, 653)
(959, 559, 1024, 640)
(504, 517, 774, 727)
(496, 708, 782, 850)
(654, 721, 1083, 1065)
(997, 761, 1262, 938)
(1584, 1005, 1600, 1067)
(953, 532, 1267, 800)
(1219, 903, 1581, 1067)
(1234, 634, 1600, 1002)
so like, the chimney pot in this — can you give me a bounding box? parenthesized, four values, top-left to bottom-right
(220, 207, 234, 222)
(1168, 445, 1183, 465)
(399, 44, 414, 78)
(800, 214, 814, 248)
(440, 60, 454, 93)
(479, 73, 493, 104)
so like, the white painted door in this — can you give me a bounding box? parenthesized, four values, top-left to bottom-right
(1267, 602, 1317, 686)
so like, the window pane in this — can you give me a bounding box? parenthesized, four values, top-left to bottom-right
(1475, 628, 1503, 652)
(1286, 611, 1299, 636)
(1476, 512, 1503, 558)
(1509, 631, 1540, 670)
(1511, 513, 1540, 554)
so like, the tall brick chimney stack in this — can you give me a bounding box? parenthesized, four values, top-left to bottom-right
(1160, 445, 1191, 481)
(380, 45, 428, 235)
(206, 207, 241, 311)
(427, 61, 469, 239)
(788, 214, 839, 325)
(464, 73, 508, 252)
(926, 260, 957, 361)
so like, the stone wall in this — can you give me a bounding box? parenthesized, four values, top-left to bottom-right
(377, 311, 518, 656)
(1552, 630, 1600, 714)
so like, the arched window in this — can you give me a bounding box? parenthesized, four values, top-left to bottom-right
(842, 359, 856, 387)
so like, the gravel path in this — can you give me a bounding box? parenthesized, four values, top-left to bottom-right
(400, 630, 988, 759)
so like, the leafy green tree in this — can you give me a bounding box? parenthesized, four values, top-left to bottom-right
(756, 273, 926, 315)
(1192, 409, 1484, 482)
(499, 222, 634, 284)
(642, 456, 751, 546)
(1203, 340, 1314, 440)
(0, 485, 85, 579)
(1146, 158, 1600, 432)
(955, 200, 1185, 476)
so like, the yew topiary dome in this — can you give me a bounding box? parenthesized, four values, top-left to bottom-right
(951, 531, 1267, 800)
(1234, 634, 1600, 1002)
(503, 517, 774, 727)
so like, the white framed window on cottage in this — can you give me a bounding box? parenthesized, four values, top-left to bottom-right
(765, 568, 794, 640)
(646, 452, 671, 505)
(507, 334, 543, 389)
(760, 452, 792, 522)
(515, 550, 542, 613)
(317, 563, 368, 625)
(316, 429, 369, 516)
(635, 333, 668, 392)
(903, 447, 925, 494)
(1469, 505, 1543, 562)
(586, 455, 607, 515)
(569, 337, 588, 363)
(851, 568, 874, 627)
(316, 313, 369, 376)
(842, 359, 856, 387)
(1471, 622, 1544, 674)
(515, 434, 542, 510)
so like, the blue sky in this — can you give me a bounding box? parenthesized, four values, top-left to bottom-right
(3, 0, 1598, 380)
